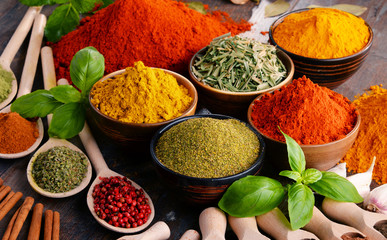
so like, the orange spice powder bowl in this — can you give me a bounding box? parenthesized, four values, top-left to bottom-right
(87, 68, 198, 151)
(269, 8, 374, 89)
(247, 95, 361, 171)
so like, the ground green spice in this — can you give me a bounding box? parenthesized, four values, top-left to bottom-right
(0, 65, 14, 104)
(32, 146, 88, 193)
(155, 117, 260, 178)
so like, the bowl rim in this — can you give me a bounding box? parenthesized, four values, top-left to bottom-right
(247, 95, 361, 148)
(150, 114, 266, 182)
(269, 8, 374, 62)
(88, 68, 198, 127)
(188, 46, 294, 96)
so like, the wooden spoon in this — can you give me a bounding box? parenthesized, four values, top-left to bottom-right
(79, 119, 155, 233)
(256, 207, 318, 240)
(179, 229, 200, 240)
(0, 7, 41, 110)
(322, 197, 387, 240)
(229, 216, 270, 240)
(199, 207, 227, 240)
(26, 46, 92, 198)
(0, 14, 46, 159)
(303, 206, 366, 240)
(116, 221, 170, 240)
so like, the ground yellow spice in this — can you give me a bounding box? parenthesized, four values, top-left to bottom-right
(273, 8, 370, 59)
(90, 61, 192, 124)
(341, 85, 387, 184)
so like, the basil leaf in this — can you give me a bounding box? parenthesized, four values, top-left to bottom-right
(45, 4, 80, 43)
(302, 168, 322, 185)
(100, 0, 113, 8)
(70, 46, 105, 95)
(19, 0, 55, 6)
(48, 102, 85, 139)
(71, 0, 98, 13)
(50, 85, 81, 103)
(288, 182, 314, 230)
(281, 129, 305, 173)
(54, 0, 70, 3)
(309, 172, 363, 203)
(279, 170, 301, 182)
(11, 90, 63, 118)
(218, 176, 285, 217)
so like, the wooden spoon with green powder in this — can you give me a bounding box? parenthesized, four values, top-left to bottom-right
(0, 7, 41, 110)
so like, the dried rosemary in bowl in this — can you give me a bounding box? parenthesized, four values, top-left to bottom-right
(191, 36, 287, 92)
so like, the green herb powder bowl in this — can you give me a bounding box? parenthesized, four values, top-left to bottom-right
(150, 114, 265, 205)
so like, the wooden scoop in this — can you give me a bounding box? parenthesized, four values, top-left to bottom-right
(303, 206, 366, 240)
(322, 197, 387, 240)
(228, 216, 270, 240)
(116, 221, 170, 240)
(179, 229, 200, 240)
(256, 207, 318, 240)
(199, 207, 227, 240)
(0, 7, 41, 110)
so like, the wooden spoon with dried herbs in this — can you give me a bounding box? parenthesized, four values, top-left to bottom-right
(191, 36, 287, 92)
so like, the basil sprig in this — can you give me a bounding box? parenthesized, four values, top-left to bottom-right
(19, 0, 113, 42)
(11, 46, 104, 139)
(218, 130, 363, 230)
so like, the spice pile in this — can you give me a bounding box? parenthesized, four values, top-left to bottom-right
(273, 8, 370, 59)
(342, 85, 387, 184)
(90, 61, 192, 124)
(155, 117, 260, 178)
(250, 76, 358, 144)
(50, 0, 251, 82)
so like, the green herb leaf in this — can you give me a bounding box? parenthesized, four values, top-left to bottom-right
(288, 182, 314, 230)
(281, 130, 305, 173)
(11, 90, 63, 118)
(18, 0, 55, 6)
(307, 4, 367, 16)
(99, 0, 114, 9)
(265, 0, 290, 18)
(71, 0, 98, 13)
(53, 0, 69, 3)
(186, 2, 207, 15)
(50, 85, 82, 103)
(302, 168, 322, 185)
(48, 102, 85, 139)
(309, 172, 363, 203)
(45, 4, 80, 43)
(279, 170, 301, 182)
(218, 176, 285, 217)
(70, 46, 105, 95)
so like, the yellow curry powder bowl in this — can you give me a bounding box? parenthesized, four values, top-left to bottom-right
(269, 8, 373, 89)
(87, 68, 198, 150)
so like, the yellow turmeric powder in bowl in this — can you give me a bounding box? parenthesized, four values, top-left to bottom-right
(272, 8, 370, 59)
(90, 61, 193, 124)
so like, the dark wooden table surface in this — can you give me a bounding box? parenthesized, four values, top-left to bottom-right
(0, 0, 386, 239)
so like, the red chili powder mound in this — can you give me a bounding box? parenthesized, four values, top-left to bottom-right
(250, 76, 358, 145)
(50, 0, 251, 82)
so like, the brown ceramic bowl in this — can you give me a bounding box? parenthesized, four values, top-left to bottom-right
(269, 8, 373, 89)
(188, 47, 294, 118)
(150, 114, 265, 205)
(247, 96, 360, 171)
(88, 68, 198, 149)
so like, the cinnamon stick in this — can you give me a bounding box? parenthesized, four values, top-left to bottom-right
(0, 186, 11, 202)
(2, 207, 21, 240)
(8, 196, 34, 240)
(0, 191, 15, 210)
(0, 192, 23, 221)
(0, 177, 4, 186)
(52, 211, 60, 240)
(44, 210, 53, 240)
(0, 185, 5, 192)
(27, 203, 44, 240)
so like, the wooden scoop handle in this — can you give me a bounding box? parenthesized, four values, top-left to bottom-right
(322, 198, 387, 240)
(116, 221, 170, 240)
(256, 207, 318, 240)
(199, 207, 227, 240)
(0, 7, 41, 67)
(17, 14, 46, 97)
(303, 206, 365, 240)
(40, 46, 57, 125)
(179, 229, 200, 240)
(228, 216, 270, 240)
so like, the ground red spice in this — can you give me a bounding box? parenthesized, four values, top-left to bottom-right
(50, 0, 251, 82)
(250, 76, 358, 145)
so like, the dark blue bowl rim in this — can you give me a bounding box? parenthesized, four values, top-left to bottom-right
(269, 8, 374, 63)
(150, 114, 266, 182)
